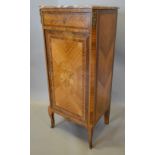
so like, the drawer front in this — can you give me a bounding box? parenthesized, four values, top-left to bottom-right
(43, 13, 90, 28)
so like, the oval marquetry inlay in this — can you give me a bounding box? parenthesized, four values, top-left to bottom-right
(59, 67, 74, 87)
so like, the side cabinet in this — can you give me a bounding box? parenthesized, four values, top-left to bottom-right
(40, 6, 118, 149)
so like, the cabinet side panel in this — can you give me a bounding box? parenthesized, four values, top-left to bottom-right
(95, 10, 117, 122)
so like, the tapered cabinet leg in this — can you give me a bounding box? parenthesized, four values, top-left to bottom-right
(48, 106, 55, 128)
(88, 127, 93, 149)
(50, 112, 55, 128)
(104, 110, 110, 125)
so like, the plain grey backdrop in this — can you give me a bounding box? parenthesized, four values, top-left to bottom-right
(30, 1, 125, 155)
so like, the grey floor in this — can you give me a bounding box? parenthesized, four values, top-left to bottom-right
(30, 101, 125, 155)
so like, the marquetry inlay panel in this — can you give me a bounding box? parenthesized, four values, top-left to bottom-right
(50, 37, 85, 118)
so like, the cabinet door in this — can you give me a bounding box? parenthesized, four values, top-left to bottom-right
(45, 30, 89, 122)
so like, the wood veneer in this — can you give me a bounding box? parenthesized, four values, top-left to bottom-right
(40, 6, 118, 149)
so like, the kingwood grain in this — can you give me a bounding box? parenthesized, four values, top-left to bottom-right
(40, 6, 118, 149)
